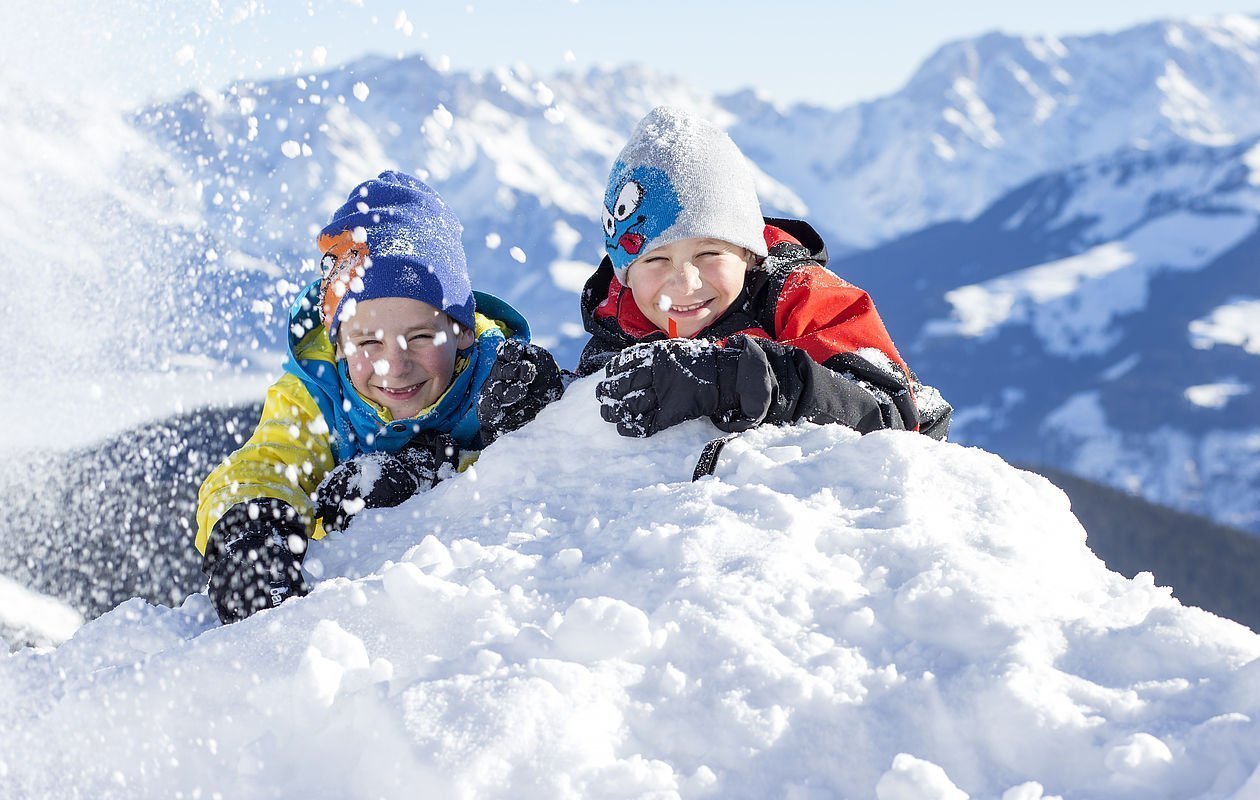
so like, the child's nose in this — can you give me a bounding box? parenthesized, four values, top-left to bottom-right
(377, 343, 417, 376)
(389, 350, 416, 374)
(673, 261, 703, 292)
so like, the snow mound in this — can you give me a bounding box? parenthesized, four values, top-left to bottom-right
(2, 378, 1259, 798)
(0, 576, 83, 652)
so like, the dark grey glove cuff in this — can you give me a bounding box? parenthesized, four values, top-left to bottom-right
(712, 336, 775, 432)
(205, 499, 306, 574)
(206, 522, 310, 625)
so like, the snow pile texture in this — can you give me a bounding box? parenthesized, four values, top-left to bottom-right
(3, 380, 1259, 799)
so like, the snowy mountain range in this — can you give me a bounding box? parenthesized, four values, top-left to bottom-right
(3, 14, 1258, 524)
(839, 135, 1260, 532)
(728, 14, 1260, 247)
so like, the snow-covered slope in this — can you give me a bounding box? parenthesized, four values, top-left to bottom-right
(837, 135, 1260, 532)
(3, 380, 1260, 798)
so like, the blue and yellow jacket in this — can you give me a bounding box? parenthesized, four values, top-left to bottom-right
(195, 281, 531, 554)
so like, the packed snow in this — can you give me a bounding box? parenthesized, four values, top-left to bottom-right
(0, 576, 82, 651)
(4, 379, 1259, 799)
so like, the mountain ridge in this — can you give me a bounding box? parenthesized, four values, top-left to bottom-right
(837, 132, 1260, 531)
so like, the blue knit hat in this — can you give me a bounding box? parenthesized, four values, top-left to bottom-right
(318, 171, 474, 341)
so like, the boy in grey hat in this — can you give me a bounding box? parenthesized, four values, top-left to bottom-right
(579, 106, 951, 441)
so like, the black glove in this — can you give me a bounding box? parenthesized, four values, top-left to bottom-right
(595, 338, 775, 437)
(477, 339, 564, 445)
(597, 334, 929, 439)
(205, 500, 309, 625)
(315, 431, 459, 533)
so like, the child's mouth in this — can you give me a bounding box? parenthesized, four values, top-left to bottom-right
(378, 382, 424, 399)
(669, 299, 710, 316)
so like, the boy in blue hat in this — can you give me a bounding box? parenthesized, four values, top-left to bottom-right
(197, 171, 562, 624)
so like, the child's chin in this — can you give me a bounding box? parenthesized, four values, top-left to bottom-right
(379, 396, 422, 419)
(389, 401, 427, 420)
(672, 317, 709, 338)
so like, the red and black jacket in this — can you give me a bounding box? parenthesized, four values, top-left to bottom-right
(578, 218, 950, 439)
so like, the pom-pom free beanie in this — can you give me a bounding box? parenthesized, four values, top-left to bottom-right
(601, 106, 767, 282)
(318, 171, 475, 341)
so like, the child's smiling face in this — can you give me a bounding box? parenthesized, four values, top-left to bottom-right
(338, 297, 474, 420)
(624, 237, 752, 338)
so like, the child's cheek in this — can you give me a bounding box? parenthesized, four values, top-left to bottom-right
(347, 354, 372, 380)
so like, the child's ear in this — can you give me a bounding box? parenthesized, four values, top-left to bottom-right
(332, 328, 352, 360)
(454, 321, 476, 349)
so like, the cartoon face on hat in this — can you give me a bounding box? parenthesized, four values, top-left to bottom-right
(318, 229, 370, 330)
(602, 164, 682, 264)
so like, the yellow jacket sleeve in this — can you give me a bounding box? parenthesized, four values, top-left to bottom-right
(195, 373, 336, 555)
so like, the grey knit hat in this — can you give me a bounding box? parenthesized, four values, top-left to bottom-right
(601, 106, 768, 282)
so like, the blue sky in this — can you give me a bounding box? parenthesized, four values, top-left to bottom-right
(7, 1, 1258, 108)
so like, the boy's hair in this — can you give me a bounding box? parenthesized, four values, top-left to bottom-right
(600, 106, 768, 283)
(318, 171, 475, 342)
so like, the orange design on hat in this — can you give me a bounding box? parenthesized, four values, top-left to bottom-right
(317, 229, 371, 331)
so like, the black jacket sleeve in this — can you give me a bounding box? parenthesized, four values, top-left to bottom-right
(713, 336, 916, 435)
